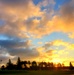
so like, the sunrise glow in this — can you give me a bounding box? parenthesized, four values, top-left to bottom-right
(52, 59, 62, 64)
(0, 0, 74, 67)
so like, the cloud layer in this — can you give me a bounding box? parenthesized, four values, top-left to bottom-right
(0, 0, 74, 65)
(0, 0, 74, 38)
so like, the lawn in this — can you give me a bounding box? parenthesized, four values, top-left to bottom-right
(0, 70, 74, 75)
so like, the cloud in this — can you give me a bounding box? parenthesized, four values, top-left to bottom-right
(0, 0, 74, 65)
(36, 43, 56, 62)
(0, 39, 32, 49)
(0, 38, 74, 64)
(0, 0, 74, 39)
(0, 0, 43, 19)
(38, 0, 55, 7)
(0, 0, 43, 38)
(0, 47, 15, 65)
(50, 39, 74, 51)
(68, 33, 74, 39)
(52, 40, 69, 47)
(0, 0, 56, 38)
(60, 0, 74, 24)
(43, 42, 53, 50)
(38, 40, 74, 62)
(24, 0, 74, 38)
(58, 0, 74, 33)
(0, 37, 39, 64)
(46, 50, 55, 56)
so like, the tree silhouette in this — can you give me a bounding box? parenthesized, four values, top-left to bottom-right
(16, 57, 22, 70)
(39, 62, 47, 70)
(27, 61, 31, 68)
(31, 61, 38, 70)
(6, 59, 13, 70)
(24, 61, 27, 68)
(69, 62, 73, 70)
(21, 61, 27, 69)
(0, 57, 72, 70)
(1, 65, 5, 70)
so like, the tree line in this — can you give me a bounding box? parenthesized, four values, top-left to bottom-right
(0, 57, 74, 70)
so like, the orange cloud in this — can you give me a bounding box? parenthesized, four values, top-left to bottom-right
(0, 0, 74, 39)
(24, 3, 74, 38)
(0, 0, 43, 20)
(0, 0, 44, 38)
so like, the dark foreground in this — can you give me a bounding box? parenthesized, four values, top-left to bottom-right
(0, 70, 74, 75)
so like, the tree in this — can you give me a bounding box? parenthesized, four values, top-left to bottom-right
(1, 65, 5, 70)
(31, 61, 37, 70)
(21, 61, 27, 69)
(6, 59, 13, 70)
(32, 61, 37, 66)
(27, 61, 31, 68)
(16, 57, 22, 70)
(69, 62, 73, 70)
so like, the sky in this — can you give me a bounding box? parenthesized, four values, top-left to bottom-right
(0, 0, 74, 66)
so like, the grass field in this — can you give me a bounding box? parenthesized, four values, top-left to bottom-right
(0, 70, 74, 75)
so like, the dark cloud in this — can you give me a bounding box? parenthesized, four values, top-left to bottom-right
(0, 0, 31, 6)
(0, 47, 14, 64)
(0, 37, 39, 62)
(8, 48, 39, 58)
(43, 42, 53, 50)
(60, 0, 74, 23)
(0, 39, 29, 49)
(0, 55, 9, 64)
(46, 50, 54, 56)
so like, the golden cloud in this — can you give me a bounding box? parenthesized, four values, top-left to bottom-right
(52, 40, 69, 47)
(68, 33, 74, 39)
(0, 0, 74, 39)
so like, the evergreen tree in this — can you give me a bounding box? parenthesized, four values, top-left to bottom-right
(69, 62, 73, 70)
(16, 57, 22, 70)
(6, 59, 13, 70)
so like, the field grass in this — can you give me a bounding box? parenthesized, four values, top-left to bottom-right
(0, 70, 74, 75)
